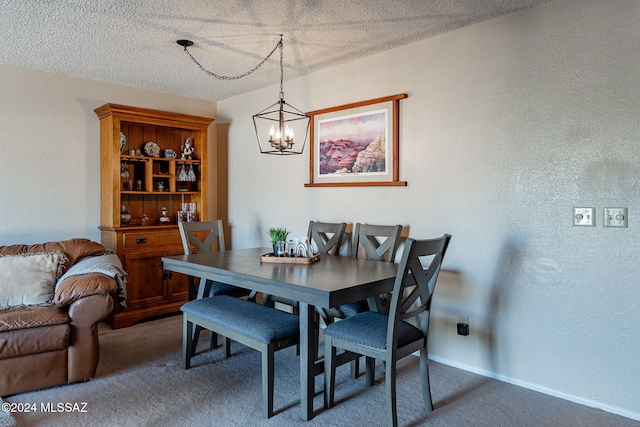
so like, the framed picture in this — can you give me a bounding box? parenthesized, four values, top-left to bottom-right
(305, 94, 407, 187)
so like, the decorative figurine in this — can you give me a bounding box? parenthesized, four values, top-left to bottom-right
(181, 137, 196, 160)
(120, 204, 131, 226)
(159, 207, 171, 224)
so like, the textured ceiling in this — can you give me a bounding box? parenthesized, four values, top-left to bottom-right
(0, 0, 551, 102)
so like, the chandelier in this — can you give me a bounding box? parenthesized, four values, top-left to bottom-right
(177, 35, 309, 155)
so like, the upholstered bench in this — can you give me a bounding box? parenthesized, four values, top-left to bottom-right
(180, 295, 299, 418)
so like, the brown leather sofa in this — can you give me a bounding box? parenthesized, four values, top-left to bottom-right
(0, 238, 118, 396)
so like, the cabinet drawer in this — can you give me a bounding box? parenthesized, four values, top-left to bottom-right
(123, 230, 183, 249)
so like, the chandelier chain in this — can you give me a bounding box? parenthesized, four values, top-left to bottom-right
(182, 35, 283, 81)
(279, 35, 284, 100)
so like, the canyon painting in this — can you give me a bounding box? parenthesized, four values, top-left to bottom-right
(306, 94, 406, 187)
(317, 109, 388, 176)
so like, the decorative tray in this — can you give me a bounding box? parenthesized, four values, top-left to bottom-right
(260, 253, 321, 264)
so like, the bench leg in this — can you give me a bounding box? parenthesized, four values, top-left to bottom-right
(263, 344, 275, 418)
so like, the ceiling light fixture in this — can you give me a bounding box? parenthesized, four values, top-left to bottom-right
(177, 35, 309, 155)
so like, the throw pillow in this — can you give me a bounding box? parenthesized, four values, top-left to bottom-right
(0, 251, 68, 309)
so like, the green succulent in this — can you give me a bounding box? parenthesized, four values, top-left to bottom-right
(267, 227, 290, 244)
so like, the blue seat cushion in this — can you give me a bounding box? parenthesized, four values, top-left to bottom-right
(323, 311, 423, 349)
(334, 299, 369, 316)
(181, 296, 299, 344)
(208, 282, 251, 298)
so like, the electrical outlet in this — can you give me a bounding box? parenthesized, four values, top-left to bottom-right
(457, 316, 469, 336)
(573, 207, 595, 226)
(603, 207, 628, 228)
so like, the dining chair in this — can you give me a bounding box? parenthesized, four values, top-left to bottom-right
(264, 220, 347, 313)
(178, 220, 252, 354)
(319, 223, 403, 323)
(307, 220, 347, 255)
(181, 295, 299, 419)
(323, 234, 452, 427)
(317, 223, 403, 377)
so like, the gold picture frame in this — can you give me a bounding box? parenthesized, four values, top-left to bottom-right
(305, 93, 407, 187)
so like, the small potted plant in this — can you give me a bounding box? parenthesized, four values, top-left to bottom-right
(267, 227, 290, 257)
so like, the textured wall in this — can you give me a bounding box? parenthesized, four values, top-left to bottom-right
(218, 0, 640, 419)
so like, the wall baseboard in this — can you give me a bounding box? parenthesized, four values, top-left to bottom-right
(428, 354, 640, 422)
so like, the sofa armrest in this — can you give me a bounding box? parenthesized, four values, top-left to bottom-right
(66, 292, 113, 383)
(54, 273, 117, 308)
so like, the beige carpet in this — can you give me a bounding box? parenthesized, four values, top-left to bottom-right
(3, 315, 638, 427)
(0, 398, 18, 427)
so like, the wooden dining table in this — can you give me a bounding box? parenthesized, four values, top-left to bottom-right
(161, 247, 398, 421)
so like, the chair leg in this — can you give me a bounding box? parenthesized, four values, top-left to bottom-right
(191, 326, 220, 355)
(385, 357, 398, 427)
(420, 347, 433, 412)
(292, 303, 301, 356)
(365, 356, 375, 386)
(314, 310, 323, 361)
(324, 336, 337, 409)
(350, 357, 361, 378)
(262, 345, 275, 418)
(190, 325, 200, 356)
(183, 316, 193, 370)
(188, 276, 196, 301)
(209, 331, 219, 350)
(223, 337, 232, 358)
(262, 293, 274, 308)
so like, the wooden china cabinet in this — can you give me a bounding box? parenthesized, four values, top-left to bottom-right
(95, 104, 214, 328)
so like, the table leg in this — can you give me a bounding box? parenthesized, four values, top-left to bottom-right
(299, 302, 315, 421)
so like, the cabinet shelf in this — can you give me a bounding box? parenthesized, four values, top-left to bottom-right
(120, 155, 201, 164)
(120, 156, 149, 162)
(120, 191, 199, 195)
(99, 224, 179, 232)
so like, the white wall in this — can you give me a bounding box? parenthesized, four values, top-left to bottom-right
(0, 65, 216, 245)
(218, 0, 640, 420)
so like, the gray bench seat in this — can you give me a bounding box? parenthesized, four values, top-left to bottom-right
(181, 295, 300, 418)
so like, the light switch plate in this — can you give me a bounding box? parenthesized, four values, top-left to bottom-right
(603, 207, 628, 228)
(573, 207, 595, 226)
